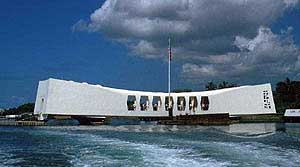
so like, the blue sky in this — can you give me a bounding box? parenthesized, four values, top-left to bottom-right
(0, 0, 300, 108)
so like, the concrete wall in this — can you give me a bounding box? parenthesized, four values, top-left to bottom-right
(34, 78, 276, 117)
(34, 80, 49, 115)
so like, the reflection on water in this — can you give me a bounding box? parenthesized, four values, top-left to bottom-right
(42, 123, 279, 136)
(0, 123, 300, 167)
(215, 123, 277, 137)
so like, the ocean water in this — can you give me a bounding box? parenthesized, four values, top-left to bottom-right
(0, 123, 300, 167)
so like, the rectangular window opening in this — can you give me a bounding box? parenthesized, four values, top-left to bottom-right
(165, 96, 174, 111)
(189, 96, 198, 112)
(200, 96, 209, 111)
(140, 96, 149, 111)
(152, 96, 162, 111)
(177, 96, 186, 111)
(127, 95, 136, 111)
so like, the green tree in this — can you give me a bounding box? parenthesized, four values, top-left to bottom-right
(205, 81, 217, 91)
(274, 78, 300, 113)
(1, 103, 35, 116)
(172, 88, 192, 93)
(205, 81, 236, 91)
(218, 81, 236, 89)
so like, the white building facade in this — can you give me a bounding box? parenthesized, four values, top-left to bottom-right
(34, 78, 276, 118)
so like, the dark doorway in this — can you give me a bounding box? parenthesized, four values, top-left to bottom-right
(165, 96, 174, 116)
(201, 96, 209, 110)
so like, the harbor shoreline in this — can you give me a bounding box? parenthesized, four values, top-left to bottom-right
(0, 113, 288, 126)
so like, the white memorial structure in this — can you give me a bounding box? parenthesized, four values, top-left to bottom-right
(34, 78, 276, 120)
(34, 39, 277, 121)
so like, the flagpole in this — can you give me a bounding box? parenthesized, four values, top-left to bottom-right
(168, 37, 172, 117)
(168, 37, 171, 98)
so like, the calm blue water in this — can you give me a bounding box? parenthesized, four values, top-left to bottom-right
(0, 123, 300, 167)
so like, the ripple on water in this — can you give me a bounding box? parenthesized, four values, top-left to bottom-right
(65, 133, 232, 167)
(0, 124, 300, 167)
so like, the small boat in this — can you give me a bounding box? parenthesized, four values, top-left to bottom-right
(284, 109, 300, 123)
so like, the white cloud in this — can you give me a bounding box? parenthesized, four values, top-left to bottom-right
(74, 0, 300, 84)
(182, 27, 300, 83)
(130, 40, 163, 58)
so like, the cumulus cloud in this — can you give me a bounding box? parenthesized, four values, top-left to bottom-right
(182, 27, 300, 82)
(74, 0, 300, 84)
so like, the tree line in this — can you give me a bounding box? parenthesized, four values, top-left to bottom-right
(0, 103, 35, 116)
(273, 78, 300, 113)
